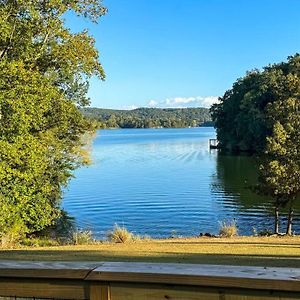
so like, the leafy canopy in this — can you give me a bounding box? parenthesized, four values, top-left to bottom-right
(211, 54, 300, 234)
(211, 54, 300, 152)
(0, 0, 106, 243)
(260, 98, 300, 201)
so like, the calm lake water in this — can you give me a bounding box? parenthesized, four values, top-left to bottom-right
(63, 127, 298, 238)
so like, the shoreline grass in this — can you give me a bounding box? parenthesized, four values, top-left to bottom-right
(1, 236, 300, 268)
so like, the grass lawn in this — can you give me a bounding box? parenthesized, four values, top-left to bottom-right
(1, 236, 300, 267)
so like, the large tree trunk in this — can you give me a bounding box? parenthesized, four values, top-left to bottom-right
(286, 205, 294, 236)
(274, 206, 279, 234)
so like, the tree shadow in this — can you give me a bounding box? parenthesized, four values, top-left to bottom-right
(0, 250, 300, 268)
(164, 240, 300, 247)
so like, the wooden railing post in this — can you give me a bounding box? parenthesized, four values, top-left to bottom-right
(89, 283, 111, 300)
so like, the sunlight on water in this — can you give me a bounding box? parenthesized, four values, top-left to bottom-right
(63, 127, 291, 238)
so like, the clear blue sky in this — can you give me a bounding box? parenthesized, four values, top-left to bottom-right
(66, 0, 300, 109)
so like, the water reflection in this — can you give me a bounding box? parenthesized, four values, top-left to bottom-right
(211, 152, 299, 234)
(63, 128, 298, 238)
(211, 153, 270, 208)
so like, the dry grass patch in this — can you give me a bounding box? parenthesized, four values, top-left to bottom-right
(107, 224, 133, 243)
(219, 220, 238, 237)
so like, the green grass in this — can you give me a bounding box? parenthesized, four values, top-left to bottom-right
(1, 236, 300, 267)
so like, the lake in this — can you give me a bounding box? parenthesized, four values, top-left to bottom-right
(63, 127, 297, 238)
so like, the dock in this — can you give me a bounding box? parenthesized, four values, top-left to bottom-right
(209, 138, 219, 149)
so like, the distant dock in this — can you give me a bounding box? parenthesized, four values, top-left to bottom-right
(209, 138, 219, 149)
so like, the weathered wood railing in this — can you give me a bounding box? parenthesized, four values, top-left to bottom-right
(0, 261, 300, 299)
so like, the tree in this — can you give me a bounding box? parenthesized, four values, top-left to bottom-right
(211, 54, 300, 153)
(259, 98, 300, 235)
(212, 54, 300, 234)
(0, 0, 106, 243)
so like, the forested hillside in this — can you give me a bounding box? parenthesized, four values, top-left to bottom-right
(81, 107, 213, 128)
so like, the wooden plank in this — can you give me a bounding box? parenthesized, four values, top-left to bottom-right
(110, 283, 300, 300)
(223, 289, 300, 299)
(0, 261, 100, 279)
(0, 261, 299, 299)
(110, 283, 220, 300)
(90, 283, 111, 300)
(86, 262, 300, 292)
(223, 295, 275, 299)
(0, 278, 89, 299)
(222, 290, 277, 300)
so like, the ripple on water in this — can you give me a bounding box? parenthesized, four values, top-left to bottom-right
(62, 128, 299, 238)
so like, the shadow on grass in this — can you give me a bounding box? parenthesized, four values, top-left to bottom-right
(163, 241, 300, 247)
(0, 250, 300, 267)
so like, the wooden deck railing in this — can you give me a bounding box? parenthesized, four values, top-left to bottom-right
(0, 261, 299, 299)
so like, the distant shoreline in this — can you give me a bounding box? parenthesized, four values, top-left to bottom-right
(98, 124, 215, 130)
(81, 107, 213, 129)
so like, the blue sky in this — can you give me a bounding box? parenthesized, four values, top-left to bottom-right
(66, 0, 300, 109)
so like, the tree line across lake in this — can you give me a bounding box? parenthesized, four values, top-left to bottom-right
(81, 107, 213, 129)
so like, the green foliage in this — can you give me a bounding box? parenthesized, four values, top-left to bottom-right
(46, 210, 76, 243)
(211, 54, 300, 152)
(259, 98, 300, 234)
(0, 0, 106, 104)
(72, 230, 94, 245)
(0, 195, 27, 246)
(212, 54, 300, 234)
(21, 237, 59, 247)
(262, 98, 300, 198)
(82, 107, 212, 129)
(0, 0, 106, 243)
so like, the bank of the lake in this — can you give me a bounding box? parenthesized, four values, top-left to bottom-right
(2, 236, 300, 267)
